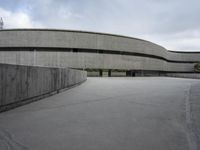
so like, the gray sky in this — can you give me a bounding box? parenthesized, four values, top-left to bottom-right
(0, 0, 200, 51)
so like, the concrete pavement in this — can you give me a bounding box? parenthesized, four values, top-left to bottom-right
(0, 77, 200, 150)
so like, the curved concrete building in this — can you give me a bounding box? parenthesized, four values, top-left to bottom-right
(0, 29, 200, 76)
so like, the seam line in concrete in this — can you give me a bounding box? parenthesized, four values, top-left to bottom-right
(185, 84, 197, 150)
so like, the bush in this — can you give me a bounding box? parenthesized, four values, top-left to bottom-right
(194, 62, 200, 72)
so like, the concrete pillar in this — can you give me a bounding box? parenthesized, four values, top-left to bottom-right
(141, 71, 144, 76)
(33, 49, 36, 66)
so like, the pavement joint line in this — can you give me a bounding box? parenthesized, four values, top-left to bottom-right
(185, 84, 197, 150)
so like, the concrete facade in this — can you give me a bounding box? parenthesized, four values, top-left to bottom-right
(0, 63, 87, 112)
(0, 29, 200, 75)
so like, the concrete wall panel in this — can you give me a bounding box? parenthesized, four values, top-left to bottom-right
(0, 29, 167, 58)
(0, 64, 87, 111)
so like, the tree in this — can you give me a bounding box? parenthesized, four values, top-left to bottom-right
(194, 62, 200, 72)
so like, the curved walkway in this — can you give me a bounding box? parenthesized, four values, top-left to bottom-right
(0, 77, 200, 150)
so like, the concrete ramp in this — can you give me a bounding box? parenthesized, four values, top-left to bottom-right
(0, 77, 200, 150)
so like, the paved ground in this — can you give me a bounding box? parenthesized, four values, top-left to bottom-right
(0, 77, 200, 150)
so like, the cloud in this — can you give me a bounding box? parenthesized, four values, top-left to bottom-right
(0, 0, 200, 51)
(0, 7, 43, 28)
(148, 29, 200, 51)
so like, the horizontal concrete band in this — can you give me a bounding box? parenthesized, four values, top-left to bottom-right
(0, 50, 197, 72)
(0, 63, 87, 112)
(0, 47, 198, 64)
(0, 47, 199, 63)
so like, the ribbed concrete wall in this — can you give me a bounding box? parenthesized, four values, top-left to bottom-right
(0, 29, 167, 58)
(166, 51, 200, 62)
(0, 29, 199, 73)
(0, 63, 87, 111)
(0, 51, 196, 72)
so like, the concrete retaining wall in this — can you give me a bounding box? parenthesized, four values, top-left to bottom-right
(165, 73, 200, 79)
(0, 64, 87, 112)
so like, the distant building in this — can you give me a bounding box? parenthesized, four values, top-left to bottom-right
(0, 29, 199, 76)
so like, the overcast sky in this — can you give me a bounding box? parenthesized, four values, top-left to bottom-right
(0, 0, 200, 51)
